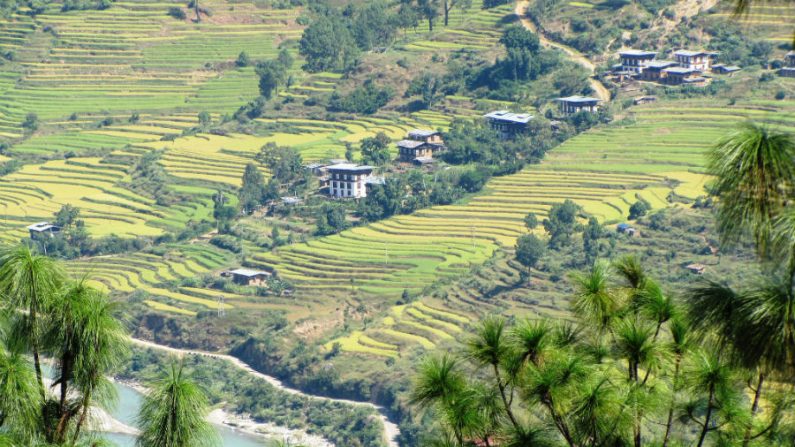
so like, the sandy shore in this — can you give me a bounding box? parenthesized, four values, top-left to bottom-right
(118, 379, 333, 447)
(207, 408, 333, 447)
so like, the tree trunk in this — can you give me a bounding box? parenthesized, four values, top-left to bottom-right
(428, 17, 433, 31)
(697, 383, 716, 447)
(444, 0, 450, 26)
(71, 390, 92, 446)
(742, 371, 765, 446)
(662, 355, 682, 447)
(493, 364, 519, 430)
(194, 0, 200, 22)
(543, 397, 576, 447)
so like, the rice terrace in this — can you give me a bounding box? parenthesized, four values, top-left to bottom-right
(1, 0, 795, 445)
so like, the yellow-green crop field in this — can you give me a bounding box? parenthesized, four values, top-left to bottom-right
(282, 98, 795, 357)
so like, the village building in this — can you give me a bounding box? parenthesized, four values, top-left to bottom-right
(673, 50, 716, 72)
(326, 163, 374, 199)
(407, 129, 444, 145)
(711, 64, 741, 75)
(397, 129, 446, 163)
(617, 50, 658, 74)
(483, 110, 534, 138)
(223, 268, 272, 286)
(781, 51, 795, 78)
(616, 223, 640, 237)
(640, 60, 677, 82)
(556, 96, 601, 116)
(685, 263, 706, 275)
(27, 222, 61, 239)
(661, 67, 708, 85)
(633, 95, 658, 105)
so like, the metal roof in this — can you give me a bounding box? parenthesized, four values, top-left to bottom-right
(483, 110, 534, 124)
(556, 95, 602, 103)
(674, 50, 717, 57)
(408, 129, 439, 139)
(619, 49, 657, 57)
(663, 66, 701, 74)
(326, 163, 374, 172)
(228, 268, 270, 277)
(27, 222, 59, 232)
(397, 140, 426, 149)
(646, 60, 677, 68)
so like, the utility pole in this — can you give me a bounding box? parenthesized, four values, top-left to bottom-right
(217, 296, 225, 318)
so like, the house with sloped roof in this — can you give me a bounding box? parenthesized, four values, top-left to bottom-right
(617, 49, 658, 74)
(674, 50, 718, 72)
(483, 110, 534, 138)
(27, 222, 61, 239)
(556, 96, 601, 116)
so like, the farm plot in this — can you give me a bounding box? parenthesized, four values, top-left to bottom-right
(0, 0, 300, 133)
(258, 99, 795, 357)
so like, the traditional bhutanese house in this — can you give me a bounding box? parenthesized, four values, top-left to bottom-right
(326, 163, 374, 198)
(711, 64, 741, 75)
(685, 263, 707, 275)
(617, 50, 658, 74)
(483, 110, 534, 138)
(224, 268, 272, 286)
(556, 96, 601, 116)
(304, 162, 327, 176)
(27, 222, 61, 239)
(397, 140, 435, 162)
(407, 129, 444, 145)
(661, 67, 707, 85)
(640, 60, 677, 82)
(633, 96, 657, 105)
(781, 51, 795, 78)
(673, 50, 717, 72)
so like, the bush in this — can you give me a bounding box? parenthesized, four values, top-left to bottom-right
(328, 81, 392, 114)
(775, 90, 787, 100)
(167, 6, 186, 19)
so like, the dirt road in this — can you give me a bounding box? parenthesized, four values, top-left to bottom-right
(515, 1, 612, 102)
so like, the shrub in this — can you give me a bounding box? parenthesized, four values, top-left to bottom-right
(167, 6, 186, 19)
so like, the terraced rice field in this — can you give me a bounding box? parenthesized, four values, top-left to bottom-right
(401, 0, 516, 52)
(0, 0, 301, 138)
(260, 99, 795, 357)
(711, 2, 795, 47)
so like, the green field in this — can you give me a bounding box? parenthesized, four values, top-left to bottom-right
(267, 97, 795, 357)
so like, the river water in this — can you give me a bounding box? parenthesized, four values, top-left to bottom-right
(103, 381, 268, 446)
(41, 364, 269, 447)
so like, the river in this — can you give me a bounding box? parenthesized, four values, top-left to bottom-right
(103, 381, 269, 447)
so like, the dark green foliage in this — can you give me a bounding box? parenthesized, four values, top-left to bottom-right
(524, 212, 538, 230)
(299, 13, 360, 73)
(328, 81, 393, 114)
(256, 142, 305, 186)
(209, 235, 242, 253)
(405, 73, 445, 110)
(235, 51, 250, 67)
(516, 233, 545, 269)
(543, 199, 581, 249)
(21, 113, 37, 132)
(167, 6, 186, 19)
(582, 216, 603, 264)
(315, 204, 349, 236)
(481, 0, 510, 7)
(129, 150, 182, 206)
(457, 169, 489, 193)
(257, 60, 288, 99)
(629, 199, 651, 220)
(238, 163, 271, 214)
(359, 132, 392, 165)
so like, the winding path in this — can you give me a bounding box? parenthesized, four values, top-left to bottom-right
(130, 338, 400, 447)
(515, 1, 612, 102)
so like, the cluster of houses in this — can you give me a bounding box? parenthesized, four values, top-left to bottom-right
(612, 49, 740, 86)
(483, 96, 602, 137)
(782, 51, 795, 78)
(303, 129, 446, 199)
